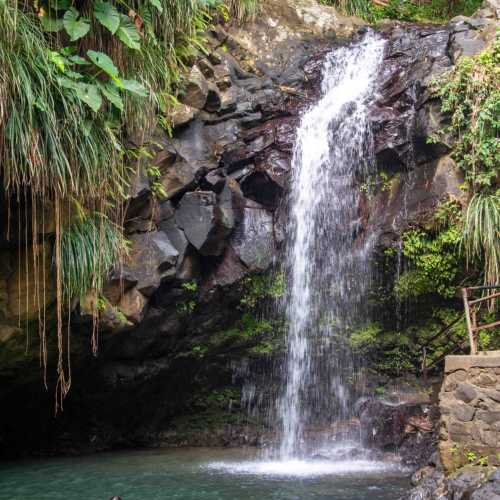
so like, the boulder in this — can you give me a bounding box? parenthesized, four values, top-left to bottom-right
(169, 103, 197, 129)
(120, 232, 179, 296)
(231, 200, 275, 272)
(213, 63, 232, 90)
(179, 66, 208, 110)
(205, 245, 249, 288)
(118, 288, 147, 325)
(451, 30, 486, 60)
(175, 191, 232, 256)
(159, 155, 198, 200)
(198, 58, 215, 79)
(158, 217, 189, 267)
(218, 179, 244, 231)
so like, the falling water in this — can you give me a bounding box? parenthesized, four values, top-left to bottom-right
(279, 32, 386, 458)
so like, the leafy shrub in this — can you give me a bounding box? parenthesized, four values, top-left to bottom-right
(396, 213, 462, 299)
(320, 0, 482, 22)
(432, 39, 500, 192)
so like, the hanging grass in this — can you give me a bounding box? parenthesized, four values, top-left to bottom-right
(320, 0, 372, 18)
(226, 0, 259, 21)
(59, 212, 128, 302)
(0, 2, 125, 201)
(462, 193, 500, 289)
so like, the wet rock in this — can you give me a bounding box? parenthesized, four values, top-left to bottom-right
(218, 180, 244, 231)
(175, 251, 201, 281)
(169, 103, 197, 129)
(118, 288, 147, 325)
(120, 232, 179, 296)
(448, 467, 487, 499)
(407, 466, 448, 500)
(180, 66, 208, 109)
(175, 191, 232, 256)
(231, 200, 275, 272)
(240, 170, 283, 209)
(205, 82, 222, 113)
(158, 217, 189, 267)
(206, 245, 248, 288)
(371, 24, 453, 168)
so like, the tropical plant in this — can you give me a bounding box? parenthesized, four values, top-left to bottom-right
(226, 0, 259, 21)
(432, 40, 499, 296)
(432, 38, 500, 192)
(320, 0, 482, 22)
(462, 193, 500, 288)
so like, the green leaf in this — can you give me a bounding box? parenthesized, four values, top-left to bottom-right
(39, 15, 63, 32)
(74, 83, 103, 112)
(116, 14, 141, 50)
(63, 8, 90, 41)
(65, 69, 85, 80)
(94, 0, 120, 34)
(121, 79, 149, 97)
(148, 0, 163, 13)
(48, 50, 66, 72)
(99, 82, 124, 111)
(68, 55, 90, 66)
(87, 50, 119, 78)
(57, 76, 77, 90)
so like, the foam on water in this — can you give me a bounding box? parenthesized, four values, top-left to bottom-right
(205, 459, 405, 477)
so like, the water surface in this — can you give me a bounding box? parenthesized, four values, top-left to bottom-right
(0, 448, 410, 500)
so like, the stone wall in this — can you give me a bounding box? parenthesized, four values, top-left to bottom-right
(439, 352, 500, 472)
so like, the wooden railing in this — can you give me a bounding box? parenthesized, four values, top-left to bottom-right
(462, 286, 500, 355)
(420, 286, 499, 378)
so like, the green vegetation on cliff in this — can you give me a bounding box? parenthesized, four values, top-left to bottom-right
(0, 0, 257, 405)
(433, 39, 499, 288)
(321, 0, 482, 23)
(361, 40, 499, 376)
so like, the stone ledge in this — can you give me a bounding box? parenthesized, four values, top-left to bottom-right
(445, 352, 500, 373)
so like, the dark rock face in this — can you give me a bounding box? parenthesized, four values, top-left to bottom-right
(371, 24, 453, 169)
(231, 200, 275, 272)
(175, 191, 229, 256)
(364, 13, 494, 241)
(357, 398, 437, 468)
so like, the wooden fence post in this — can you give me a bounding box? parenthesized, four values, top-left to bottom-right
(462, 287, 477, 355)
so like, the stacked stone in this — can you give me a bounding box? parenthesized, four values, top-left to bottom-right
(439, 353, 500, 471)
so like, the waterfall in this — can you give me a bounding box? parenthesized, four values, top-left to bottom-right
(279, 32, 386, 458)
